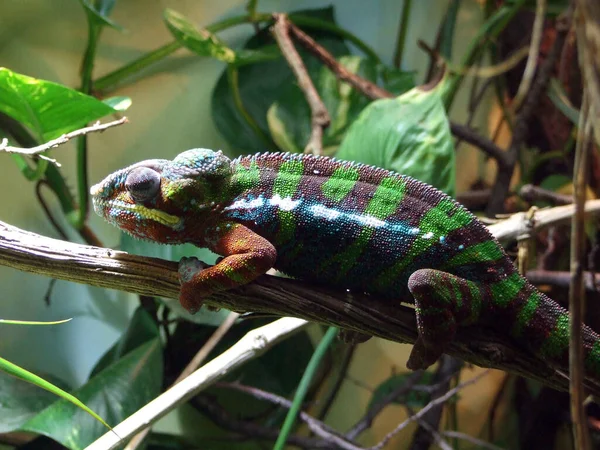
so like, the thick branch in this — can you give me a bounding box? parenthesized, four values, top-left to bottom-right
(287, 21, 394, 100)
(1, 215, 600, 395)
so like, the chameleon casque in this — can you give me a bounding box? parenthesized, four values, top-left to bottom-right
(91, 148, 600, 375)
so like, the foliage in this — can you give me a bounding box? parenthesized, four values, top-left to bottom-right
(0, 0, 587, 449)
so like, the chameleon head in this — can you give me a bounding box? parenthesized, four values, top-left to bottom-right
(90, 148, 233, 243)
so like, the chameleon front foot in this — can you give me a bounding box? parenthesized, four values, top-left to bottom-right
(178, 257, 209, 314)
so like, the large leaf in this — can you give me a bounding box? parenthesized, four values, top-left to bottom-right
(0, 68, 117, 142)
(0, 370, 57, 433)
(211, 7, 351, 155)
(90, 307, 159, 377)
(22, 339, 163, 450)
(267, 56, 414, 155)
(336, 81, 456, 196)
(120, 233, 229, 326)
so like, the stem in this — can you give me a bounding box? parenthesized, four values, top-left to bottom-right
(226, 65, 274, 149)
(76, 21, 102, 229)
(443, 0, 526, 109)
(393, 0, 412, 68)
(93, 13, 381, 93)
(273, 327, 338, 450)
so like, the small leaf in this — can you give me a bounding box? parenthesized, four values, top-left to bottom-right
(23, 339, 163, 450)
(102, 96, 131, 111)
(336, 80, 456, 196)
(78, 0, 122, 30)
(164, 9, 236, 63)
(0, 68, 117, 142)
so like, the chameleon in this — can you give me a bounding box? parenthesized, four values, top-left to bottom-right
(91, 148, 600, 375)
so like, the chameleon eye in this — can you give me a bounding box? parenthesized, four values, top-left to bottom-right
(125, 167, 161, 202)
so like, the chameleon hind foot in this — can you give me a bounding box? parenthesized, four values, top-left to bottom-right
(407, 269, 484, 370)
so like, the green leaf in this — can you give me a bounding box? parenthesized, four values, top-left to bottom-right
(23, 339, 163, 450)
(102, 96, 132, 111)
(211, 7, 351, 155)
(90, 307, 159, 377)
(380, 66, 416, 96)
(78, 0, 122, 30)
(164, 9, 236, 63)
(0, 370, 57, 433)
(267, 56, 374, 154)
(336, 81, 456, 196)
(0, 357, 111, 434)
(120, 233, 229, 326)
(0, 68, 117, 142)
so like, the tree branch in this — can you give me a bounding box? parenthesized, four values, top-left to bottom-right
(271, 13, 330, 155)
(0, 117, 128, 166)
(286, 21, 394, 100)
(4, 202, 600, 395)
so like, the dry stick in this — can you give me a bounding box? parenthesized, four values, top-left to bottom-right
(287, 21, 394, 101)
(271, 14, 330, 156)
(486, 13, 571, 216)
(569, 92, 593, 450)
(512, 0, 547, 111)
(526, 270, 599, 291)
(0, 117, 128, 166)
(125, 311, 240, 450)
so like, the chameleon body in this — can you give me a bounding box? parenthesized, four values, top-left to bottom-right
(91, 149, 600, 374)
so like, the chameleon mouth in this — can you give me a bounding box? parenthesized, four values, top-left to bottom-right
(102, 199, 182, 229)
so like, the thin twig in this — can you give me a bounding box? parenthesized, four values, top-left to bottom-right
(192, 394, 340, 449)
(286, 22, 394, 100)
(450, 123, 507, 164)
(519, 184, 573, 205)
(271, 14, 330, 155)
(0, 117, 128, 166)
(125, 311, 240, 450)
(216, 382, 364, 450)
(441, 431, 505, 450)
(371, 371, 490, 450)
(512, 0, 547, 110)
(569, 91, 593, 450)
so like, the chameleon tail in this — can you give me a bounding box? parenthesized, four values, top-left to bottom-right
(510, 282, 600, 380)
(407, 268, 600, 382)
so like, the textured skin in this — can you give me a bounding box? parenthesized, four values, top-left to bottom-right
(91, 149, 600, 374)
